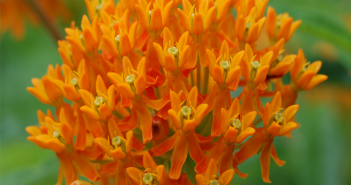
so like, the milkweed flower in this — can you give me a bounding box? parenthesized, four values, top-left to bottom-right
(26, 0, 327, 184)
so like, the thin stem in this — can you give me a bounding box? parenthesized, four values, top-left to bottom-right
(26, 0, 63, 41)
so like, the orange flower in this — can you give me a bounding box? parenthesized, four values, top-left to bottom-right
(25, 0, 328, 184)
(151, 87, 208, 179)
(126, 152, 165, 185)
(291, 49, 328, 91)
(235, 6, 266, 44)
(79, 75, 116, 121)
(235, 92, 299, 183)
(266, 6, 302, 42)
(153, 28, 194, 94)
(195, 98, 256, 177)
(27, 108, 101, 184)
(108, 57, 170, 143)
(135, 0, 174, 39)
(196, 159, 234, 185)
(205, 41, 242, 136)
(52, 62, 90, 102)
(27, 64, 63, 107)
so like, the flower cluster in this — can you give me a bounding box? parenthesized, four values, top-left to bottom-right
(26, 0, 328, 184)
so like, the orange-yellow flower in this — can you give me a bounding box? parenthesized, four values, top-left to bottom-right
(235, 92, 299, 183)
(126, 152, 165, 185)
(108, 57, 170, 143)
(196, 159, 234, 185)
(195, 98, 256, 177)
(205, 41, 242, 136)
(291, 49, 328, 91)
(266, 6, 302, 42)
(151, 87, 208, 179)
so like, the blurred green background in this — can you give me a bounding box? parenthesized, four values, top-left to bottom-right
(1, 0, 351, 184)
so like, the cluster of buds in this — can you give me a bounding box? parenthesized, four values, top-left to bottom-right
(26, 0, 327, 184)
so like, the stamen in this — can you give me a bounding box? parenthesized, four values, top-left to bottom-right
(209, 180, 220, 185)
(230, 119, 241, 130)
(115, 35, 121, 43)
(168, 47, 179, 56)
(143, 173, 154, 185)
(221, 61, 230, 70)
(273, 113, 284, 125)
(53, 130, 60, 138)
(96, 4, 103, 11)
(277, 54, 283, 62)
(70, 78, 78, 86)
(112, 136, 122, 146)
(94, 96, 104, 107)
(181, 106, 192, 118)
(126, 75, 134, 84)
(251, 61, 260, 70)
(246, 22, 252, 29)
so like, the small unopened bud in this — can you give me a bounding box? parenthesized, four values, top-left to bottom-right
(94, 97, 104, 107)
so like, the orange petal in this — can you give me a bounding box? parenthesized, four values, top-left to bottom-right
(219, 169, 234, 185)
(306, 74, 328, 90)
(151, 131, 178, 156)
(266, 7, 277, 38)
(117, 83, 135, 99)
(205, 159, 217, 180)
(111, 147, 127, 160)
(270, 91, 282, 113)
(236, 127, 255, 144)
(296, 70, 314, 89)
(234, 128, 265, 164)
(126, 167, 141, 184)
(260, 139, 273, 183)
(98, 104, 112, 120)
(279, 121, 298, 136)
(143, 152, 157, 171)
(94, 137, 112, 156)
(266, 121, 281, 137)
(213, 65, 224, 84)
(188, 132, 204, 163)
(150, 7, 163, 31)
(271, 144, 286, 167)
(170, 134, 188, 180)
(253, 65, 269, 85)
(177, 8, 191, 31)
(192, 13, 204, 35)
